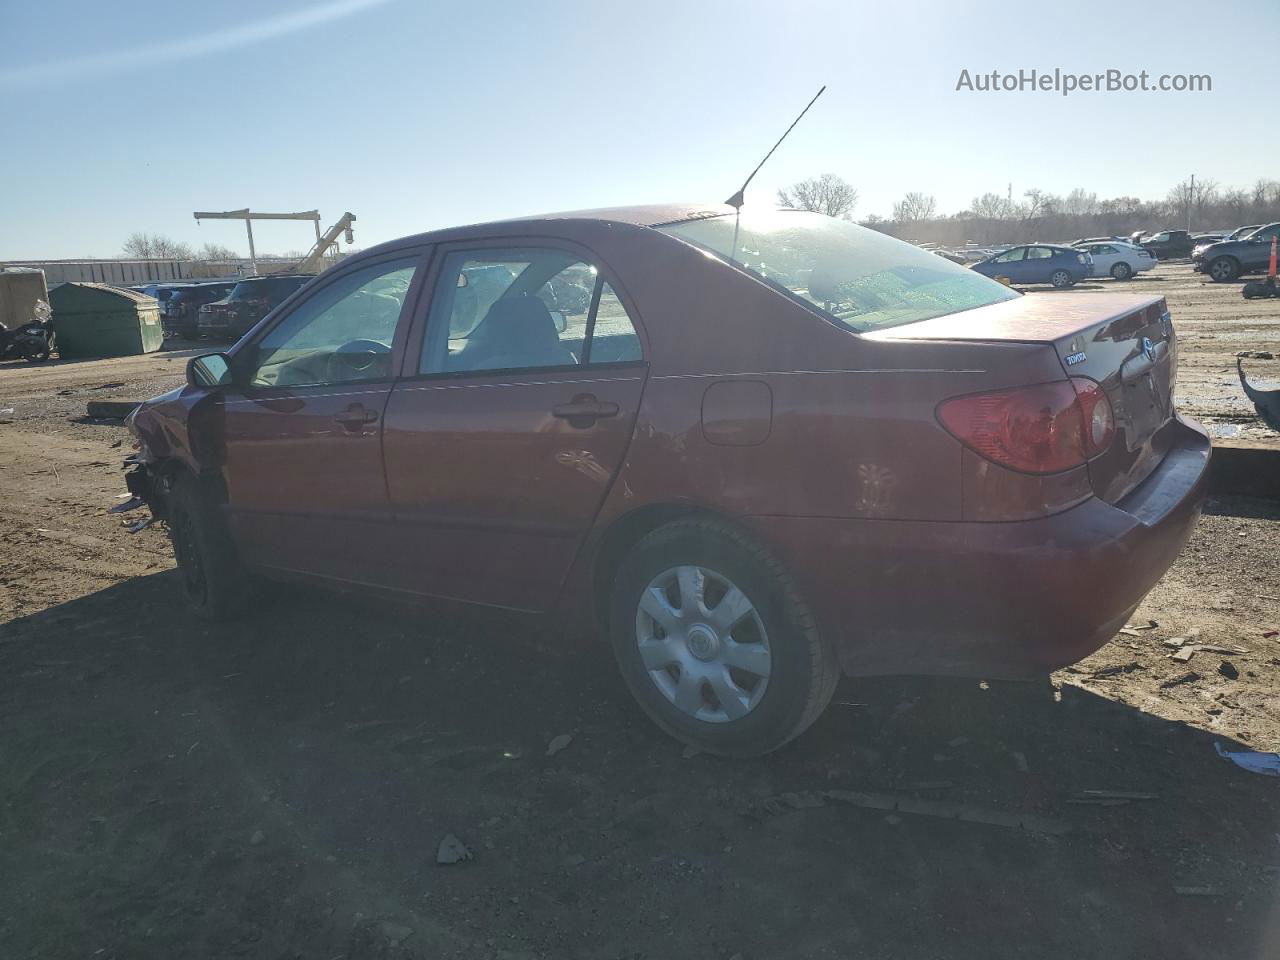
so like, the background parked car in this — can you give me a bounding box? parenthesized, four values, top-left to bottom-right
(1137, 229, 1195, 259)
(1192, 221, 1280, 281)
(970, 244, 1092, 287)
(164, 282, 235, 339)
(1226, 224, 1263, 241)
(1071, 240, 1156, 280)
(197, 275, 312, 341)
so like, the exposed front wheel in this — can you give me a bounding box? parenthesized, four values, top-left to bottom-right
(1050, 269, 1074, 289)
(608, 518, 838, 757)
(168, 473, 253, 621)
(1110, 262, 1132, 280)
(1208, 256, 1239, 282)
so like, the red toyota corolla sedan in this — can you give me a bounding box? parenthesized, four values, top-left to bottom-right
(122, 204, 1210, 755)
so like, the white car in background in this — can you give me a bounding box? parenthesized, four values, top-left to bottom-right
(1072, 240, 1156, 280)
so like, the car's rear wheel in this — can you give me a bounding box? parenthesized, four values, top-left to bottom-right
(1050, 269, 1074, 288)
(1110, 262, 1132, 280)
(1208, 256, 1240, 282)
(168, 473, 252, 621)
(608, 518, 838, 757)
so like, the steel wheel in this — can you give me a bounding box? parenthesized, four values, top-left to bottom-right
(634, 564, 771, 723)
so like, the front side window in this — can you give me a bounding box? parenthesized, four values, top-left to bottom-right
(992, 247, 1025, 263)
(660, 210, 1019, 332)
(420, 247, 642, 374)
(246, 258, 418, 387)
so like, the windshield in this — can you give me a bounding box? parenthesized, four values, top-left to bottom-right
(658, 209, 1018, 332)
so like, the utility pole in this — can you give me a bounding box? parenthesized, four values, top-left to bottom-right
(1187, 174, 1195, 232)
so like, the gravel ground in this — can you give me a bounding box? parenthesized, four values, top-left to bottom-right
(1, 266, 1278, 959)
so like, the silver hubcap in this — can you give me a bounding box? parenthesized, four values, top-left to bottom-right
(1053, 271, 1069, 285)
(634, 565, 771, 723)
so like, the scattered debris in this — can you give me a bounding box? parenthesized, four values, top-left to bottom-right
(1218, 660, 1240, 681)
(1264, 629, 1279, 638)
(1214, 743, 1280, 777)
(546, 734, 573, 757)
(1010, 751, 1030, 774)
(381, 922, 414, 945)
(1236, 350, 1275, 360)
(1119, 620, 1159, 636)
(1175, 885, 1226, 897)
(1171, 647, 1197, 663)
(1198, 644, 1248, 655)
(249, 829, 264, 846)
(948, 736, 970, 748)
(758, 789, 1069, 835)
(1160, 671, 1201, 689)
(1162, 638, 1185, 649)
(1092, 661, 1140, 678)
(108, 496, 145, 514)
(437, 833, 473, 864)
(124, 516, 153, 534)
(1068, 790, 1159, 806)
(681, 744, 702, 759)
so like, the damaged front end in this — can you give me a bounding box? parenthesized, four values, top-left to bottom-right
(111, 383, 223, 533)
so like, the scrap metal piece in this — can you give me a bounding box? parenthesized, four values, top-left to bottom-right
(109, 496, 146, 514)
(1237, 358, 1280, 432)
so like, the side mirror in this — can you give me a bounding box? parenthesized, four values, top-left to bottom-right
(549, 310, 567, 334)
(187, 352, 234, 388)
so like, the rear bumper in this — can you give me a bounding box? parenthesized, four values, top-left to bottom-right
(744, 415, 1211, 679)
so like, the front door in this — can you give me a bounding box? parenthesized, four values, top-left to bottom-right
(220, 254, 425, 581)
(380, 243, 647, 611)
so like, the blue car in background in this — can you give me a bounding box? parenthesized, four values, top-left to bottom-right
(970, 244, 1093, 288)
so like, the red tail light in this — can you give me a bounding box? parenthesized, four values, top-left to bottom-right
(937, 377, 1114, 474)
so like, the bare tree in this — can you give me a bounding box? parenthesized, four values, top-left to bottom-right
(1020, 188, 1057, 222)
(777, 173, 858, 220)
(1167, 177, 1217, 229)
(121, 232, 192, 259)
(970, 192, 1011, 220)
(197, 241, 238, 261)
(1063, 188, 1098, 217)
(893, 192, 937, 224)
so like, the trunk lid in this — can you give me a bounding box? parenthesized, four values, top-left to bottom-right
(869, 292, 1177, 504)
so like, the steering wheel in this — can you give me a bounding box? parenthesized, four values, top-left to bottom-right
(326, 338, 391, 381)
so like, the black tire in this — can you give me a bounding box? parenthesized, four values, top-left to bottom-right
(608, 517, 838, 757)
(1050, 269, 1074, 289)
(21, 341, 50, 362)
(1208, 256, 1239, 283)
(167, 473, 252, 621)
(1110, 262, 1132, 280)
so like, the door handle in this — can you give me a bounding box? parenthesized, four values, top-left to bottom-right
(552, 394, 619, 426)
(334, 404, 378, 431)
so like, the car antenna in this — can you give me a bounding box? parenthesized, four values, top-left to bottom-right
(724, 84, 826, 261)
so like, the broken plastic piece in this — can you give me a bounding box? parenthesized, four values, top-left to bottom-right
(1214, 742, 1280, 777)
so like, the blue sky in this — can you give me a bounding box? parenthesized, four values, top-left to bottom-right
(3, 0, 1276, 259)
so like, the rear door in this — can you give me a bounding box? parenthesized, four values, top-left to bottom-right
(379, 242, 647, 611)
(219, 252, 427, 580)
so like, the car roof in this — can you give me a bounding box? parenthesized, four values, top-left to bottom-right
(362, 203, 738, 256)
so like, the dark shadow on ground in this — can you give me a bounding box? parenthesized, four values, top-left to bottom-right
(2, 574, 1277, 959)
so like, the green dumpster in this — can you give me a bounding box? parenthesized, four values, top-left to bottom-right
(49, 282, 164, 359)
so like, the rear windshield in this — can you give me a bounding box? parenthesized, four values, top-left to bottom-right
(658, 209, 1019, 332)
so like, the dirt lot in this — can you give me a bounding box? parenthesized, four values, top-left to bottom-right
(1, 264, 1279, 959)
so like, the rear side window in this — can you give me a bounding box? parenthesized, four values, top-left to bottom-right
(1026, 247, 1054, 260)
(420, 247, 642, 375)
